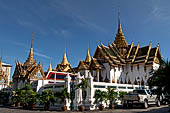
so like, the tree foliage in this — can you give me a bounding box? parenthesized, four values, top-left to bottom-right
(94, 89, 107, 104)
(106, 88, 118, 104)
(55, 87, 70, 104)
(148, 59, 170, 95)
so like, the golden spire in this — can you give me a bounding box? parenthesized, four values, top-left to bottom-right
(85, 48, 91, 63)
(0, 49, 2, 70)
(0, 58, 2, 70)
(114, 8, 128, 49)
(24, 32, 35, 66)
(61, 48, 69, 65)
(30, 32, 34, 57)
(118, 8, 123, 34)
(48, 60, 52, 71)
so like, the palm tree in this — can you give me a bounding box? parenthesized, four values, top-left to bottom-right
(20, 84, 32, 108)
(39, 90, 55, 110)
(148, 59, 170, 110)
(55, 88, 70, 111)
(27, 90, 39, 109)
(12, 88, 22, 107)
(106, 88, 118, 109)
(148, 59, 170, 95)
(94, 89, 107, 110)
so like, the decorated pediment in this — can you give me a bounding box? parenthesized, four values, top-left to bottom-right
(29, 65, 46, 80)
(34, 70, 43, 79)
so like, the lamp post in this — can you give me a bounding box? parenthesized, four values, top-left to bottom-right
(137, 77, 140, 89)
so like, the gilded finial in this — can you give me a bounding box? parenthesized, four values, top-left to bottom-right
(61, 48, 69, 65)
(0, 48, 3, 61)
(0, 49, 2, 69)
(85, 47, 91, 63)
(48, 60, 52, 71)
(118, 8, 122, 33)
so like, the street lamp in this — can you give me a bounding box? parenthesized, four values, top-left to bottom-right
(137, 77, 140, 89)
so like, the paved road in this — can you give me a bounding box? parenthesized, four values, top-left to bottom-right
(0, 105, 169, 113)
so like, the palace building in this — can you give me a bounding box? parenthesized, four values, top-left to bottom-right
(77, 11, 161, 86)
(12, 33, 46, 89)
(0, 58, 12, 90)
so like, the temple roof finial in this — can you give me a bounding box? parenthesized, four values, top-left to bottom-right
(61, 48, 69, 65)
(48, 60, 52, 71)
(24, 32, 35, 66)
(114, 8, 128, 49)
(85, 48, 91, 63)
(0, 49, 2, 69)
(118, 8, 122, 33)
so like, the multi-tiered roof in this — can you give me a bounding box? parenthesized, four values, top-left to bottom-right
(77, 10, 161, 70)
(13, 33, 46, 81)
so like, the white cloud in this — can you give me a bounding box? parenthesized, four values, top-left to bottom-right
(26, 50, 52, 60)
(145, 1, 170, 23)
(17, 19, 47, 36)
(50, 1, 108, 34)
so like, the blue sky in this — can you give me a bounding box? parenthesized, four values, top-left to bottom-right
(0, 0, 170, 80)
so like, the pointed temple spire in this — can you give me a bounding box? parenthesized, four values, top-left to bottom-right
(61, 48, 69, 65)
(24, 32, 36, 66)
(0, 49, 3, 70)
(29, 32, 34, 57)
(85, 48, 91, 63)
(48, 60, 52, 71)
(118, 8, 122, 34)
(114, 8, 128, 49)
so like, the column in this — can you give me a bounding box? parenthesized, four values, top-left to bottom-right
(96, 69, 99, 82)
(65, 73, 71, 110)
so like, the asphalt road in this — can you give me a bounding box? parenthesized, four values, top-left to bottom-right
(0, 105, 169, 113)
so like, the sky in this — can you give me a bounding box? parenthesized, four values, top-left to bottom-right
(0, 0, 170, 80)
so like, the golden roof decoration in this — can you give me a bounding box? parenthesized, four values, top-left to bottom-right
(24, 32, 36, 66)
(114, 9, 128, 49)
(85, 48, 91, 63)
(48, 62, 52, 72)
(0, 59, 2, 70)
(61, 48, 69, 65)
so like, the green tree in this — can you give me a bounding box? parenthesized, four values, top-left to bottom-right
(20, 84, 32, 107)
(148, 59, 170, 95)
(94, 89, 107, 105)
(106, 88, 118, 106)
(27, 90, 39, 108)
(55, 88, 70, 110)
(39, 90, 55, 110)
(12, 88, 22, 106)
(119, 91, 128, 99)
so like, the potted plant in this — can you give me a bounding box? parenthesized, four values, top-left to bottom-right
(94, 89, 107, 110)
(12, 88, 21, 107)
(56, 88, 70, 111)
(106, 88, 118, 109)
(20, 84, 32, 109)
(28, 91, 39, 110)
(39, 90, 55, 110)
(75, 78, 90, 111)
